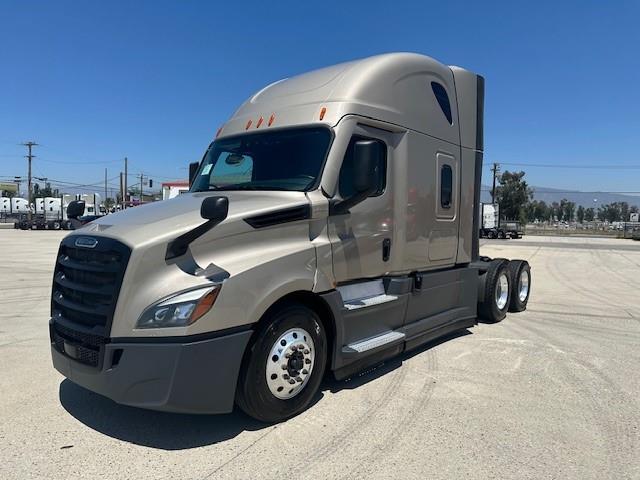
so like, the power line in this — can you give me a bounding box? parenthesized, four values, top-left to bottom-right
(497, 162, 640, 169)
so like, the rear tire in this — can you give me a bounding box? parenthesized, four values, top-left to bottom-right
(236, 303, 327, 423)
(498, 230, 506, 239)
(507, 260, 531, 312)
(478, 259, 511, 323)
(488, 230, 497, 239)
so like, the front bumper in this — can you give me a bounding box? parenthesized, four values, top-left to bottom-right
(51, 324, 253, 414)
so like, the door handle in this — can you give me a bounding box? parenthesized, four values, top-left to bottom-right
(382, 238, 391, 262)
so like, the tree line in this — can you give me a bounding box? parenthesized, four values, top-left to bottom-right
(495, 171, 639, 223)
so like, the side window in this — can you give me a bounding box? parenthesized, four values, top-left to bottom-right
(440, 164, 452, 208)
(339, 136, 387, 198)
(208, 152, 254, 186)
(431, 82, 453, 125)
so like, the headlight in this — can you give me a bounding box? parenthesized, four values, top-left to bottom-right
(136, 286, 220, 329)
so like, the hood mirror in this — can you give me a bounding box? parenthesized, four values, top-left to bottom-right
(201, 196, 229, 221)
(166, 196, 229, 261)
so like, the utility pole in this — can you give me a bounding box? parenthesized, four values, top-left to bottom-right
(119, 172, 124, 209)
(139, 173, 145, 204)
(124, 157, 128, 208)
(22, 141, 38, 221)
(490, 162, 500, 204)
(104, 168, 108, 201)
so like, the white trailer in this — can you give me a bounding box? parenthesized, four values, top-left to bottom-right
(479, 202, 523, 239)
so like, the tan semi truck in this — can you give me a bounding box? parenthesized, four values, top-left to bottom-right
(50, 53, 531, 422)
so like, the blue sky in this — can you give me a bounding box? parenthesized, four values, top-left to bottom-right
(1, 0, 639, 197)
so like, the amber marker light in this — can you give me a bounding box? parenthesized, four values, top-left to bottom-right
(319, 106, 327, 120)
(256, 116, 264, 128)
(189, 288, 221, 325)
(245, 119, 253, 130)
(268, 114, 275, 126)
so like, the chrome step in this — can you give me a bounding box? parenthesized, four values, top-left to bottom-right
(338, 280, 398, 310)
(345, 331, 406, 354)
(343, 293, 398, 310)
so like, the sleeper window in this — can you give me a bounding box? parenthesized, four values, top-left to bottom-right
(431, 82, 453, 125)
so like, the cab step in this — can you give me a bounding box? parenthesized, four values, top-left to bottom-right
(343, 331, 406, 354)
(337, 279, 398, 310)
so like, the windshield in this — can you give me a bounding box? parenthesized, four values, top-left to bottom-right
(190, 127, 332, 192)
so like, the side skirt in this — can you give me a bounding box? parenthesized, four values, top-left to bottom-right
(333, 317, 476, 381)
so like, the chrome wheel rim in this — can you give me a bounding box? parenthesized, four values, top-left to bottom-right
(266, 328, 315, 400)
(495, 273, 509, 310)
(518, 270, 530, 302)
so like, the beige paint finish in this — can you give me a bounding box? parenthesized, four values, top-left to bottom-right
(109, 219, 318, 338)
(402, 131, 460, 270)
(218, 53, 459, 146)
(326, 120, 399, 282)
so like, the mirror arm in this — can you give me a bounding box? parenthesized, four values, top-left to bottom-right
(328, 189, 372, 216)
(165, 218, 222, 261)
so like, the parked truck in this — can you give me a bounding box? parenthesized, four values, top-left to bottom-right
(16, 193, 105, 230)
(50, 53, 531, 422)
(479, 203, 523, 239)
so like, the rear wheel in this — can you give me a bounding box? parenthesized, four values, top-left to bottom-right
(236, 303, 327, 423)
(488, 230, 497, 239)
(498, 230, 506, 239)
(478, 259, 511, 323)
(507, 260, 531, 312)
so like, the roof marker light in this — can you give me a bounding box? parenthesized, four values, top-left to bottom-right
(268, 114, 275, 126)
(256, 116, 264, 128)
(245, 119, 252, 130)
(319, 107, 327, 121)
(215, 127, 223, 138)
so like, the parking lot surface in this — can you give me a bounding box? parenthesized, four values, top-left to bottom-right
(1, 231, 639, 480)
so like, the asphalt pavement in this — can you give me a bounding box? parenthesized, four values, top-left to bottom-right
(1, 231, 639, 479)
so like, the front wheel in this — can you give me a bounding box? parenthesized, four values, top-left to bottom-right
(236, 303, 327, 423)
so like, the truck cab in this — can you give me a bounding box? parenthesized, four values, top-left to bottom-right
(50, 53, 531, 422)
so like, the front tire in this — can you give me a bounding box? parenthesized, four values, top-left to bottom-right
(236, 303, 327, 423)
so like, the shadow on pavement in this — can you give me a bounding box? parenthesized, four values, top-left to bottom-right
(324, 328, 472, 393)
(59, 380, 268, 450)
(59, 328, 472, 449)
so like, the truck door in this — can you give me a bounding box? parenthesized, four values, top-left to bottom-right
(328, 126, 395, 283)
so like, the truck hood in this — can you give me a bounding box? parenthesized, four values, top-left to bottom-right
(79, 191, 310, 248)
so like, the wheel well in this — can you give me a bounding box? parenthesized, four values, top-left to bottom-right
(254, 290, 337, 375)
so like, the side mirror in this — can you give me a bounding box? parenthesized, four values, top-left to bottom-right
(331, 140, 383, 215)
(201, 196, 229, 222)
(67, 200, 85, 219)
(353, 140, 381, 194)
(188, 162, 200, 188)
(166, 196, 229, 260)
